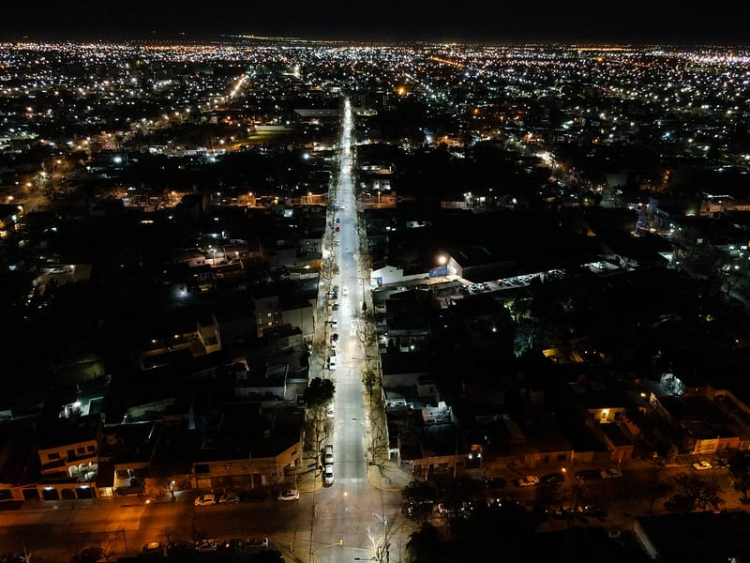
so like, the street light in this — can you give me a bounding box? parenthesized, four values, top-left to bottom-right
(372, 513, 389, 562)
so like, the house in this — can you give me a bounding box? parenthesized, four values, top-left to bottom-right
(189, 404, 304, 491)
(36, 413, 102, 500)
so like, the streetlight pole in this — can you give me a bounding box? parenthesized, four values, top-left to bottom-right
(372, 513, 388, 562)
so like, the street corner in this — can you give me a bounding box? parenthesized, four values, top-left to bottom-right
(367, 461, 409, 492)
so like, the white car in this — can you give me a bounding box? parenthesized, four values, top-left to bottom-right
(326, 404, 335, 419)
(277, 488, 300, 501)
(601, 468, 623, 479)
(514, 475, 540, 488)
(693, 460, 713, 471)
(218, 492, 240, 504)
(194, 494, 217, 506)
(328, 356, 337, 370)
(324, 445, 334, 465)
(324, 464, 334, 485)
(342, 286, 349, 296)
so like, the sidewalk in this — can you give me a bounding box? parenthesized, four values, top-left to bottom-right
(367, 459, 412, 492)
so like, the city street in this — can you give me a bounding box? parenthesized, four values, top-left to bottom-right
(308, 97, 407, 563)
(0, 96, 411, 563)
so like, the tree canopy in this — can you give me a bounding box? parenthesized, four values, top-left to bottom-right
(303, 377, 335, 411)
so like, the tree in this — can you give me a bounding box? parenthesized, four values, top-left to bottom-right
(728, 451, 750, 502)
(361, 363, 378, 397)
(402, 480, 438, 522)
(669, 472, 724, 512)
(303, 378, 335, 467)
(457, 501, 535, 555)
(438, 476, 484, 526)
(303, 377, 335, 411)
(405, 523, 441, 563)
(533, 481, 562, 519)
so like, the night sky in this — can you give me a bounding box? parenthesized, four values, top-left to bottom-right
(0, 0, 747, 44)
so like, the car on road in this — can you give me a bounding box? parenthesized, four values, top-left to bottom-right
(693, 460, 713, 471)
(326, 404, 335, 419)
(327, 355, 337, 370)
(194, 494, 217, 506)
(277, 488, 300, 501)
(194, 539, 218, 553)
(330, 333, 339, 343)
(335, 226, 341, 232)
(601, 468, 623, 479)
(245, 537, 269, 549)
(332, 302, 340, 311)
(342, 286, 349, 296)
(324, 464, 334, 485)
(324, 445, 334, 464)
(514, 475, 540, 488)
(540, 472, 565, 485)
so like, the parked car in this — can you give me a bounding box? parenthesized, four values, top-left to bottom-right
(277, 488, 300, 501)
(553, 504, 581, 520)
(580, 504, 607, 520)
(483, 477, 507, 490)
(514, 475, 540, 488)
(324, 464, 334, 485)
(245, 537, 269, 549)
(72, 547, 107, 563)
(166, 541, 193, 558)
(219, 492, 240, 504)
(220, 539, 243, 553)
(342, 286, 349, 296)
(324, 445, 334, 464)
(141, 542, 163, 555)
(327, 355, 337, 370)
(194, 494, 217, 507)
(194, 540, 218, 553)
(326, 404, 335, 419)
(601, 468, 623, 479)
(693, 460, 713, 471)
(540, 472, 565, 485)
